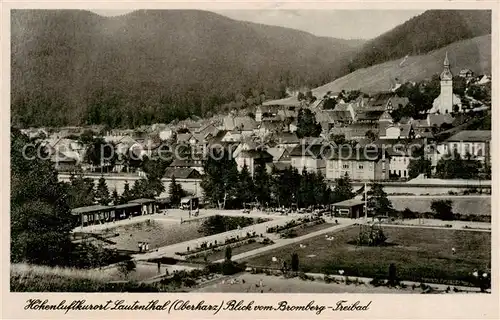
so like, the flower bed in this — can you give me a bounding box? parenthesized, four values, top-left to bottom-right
(266, 217, 326, 234)
(175, 231, 270, 258)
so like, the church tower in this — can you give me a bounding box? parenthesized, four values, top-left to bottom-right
(439, 52, 453, 113)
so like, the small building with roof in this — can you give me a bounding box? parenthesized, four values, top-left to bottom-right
(71, 205, 115, 227)
(129, 198, 157, 215)
(331, 198, 365, 218)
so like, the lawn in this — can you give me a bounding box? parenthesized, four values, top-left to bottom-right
(10, 263, 180, 292)
(245, 226, 491, 286)
(389, 196, 491, 216)
(292, 222, 335, 237)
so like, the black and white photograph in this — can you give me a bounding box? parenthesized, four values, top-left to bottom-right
(6, 4, 495, 306)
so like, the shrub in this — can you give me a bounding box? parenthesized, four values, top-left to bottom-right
(298, 272, 309, 281)
(387, 263, 398, 286)
(220, 261, 246, 275)
(369, 277, 385, 287)
(225, 246, 232, 261)
(430, 200, 454, 221)
(291, 253, 299, 272)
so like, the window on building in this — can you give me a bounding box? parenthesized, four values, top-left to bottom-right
(343, 164, 350, 169)
(358, 164, 364, 169)
(398, 170, 401, 176)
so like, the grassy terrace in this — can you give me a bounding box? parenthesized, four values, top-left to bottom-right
(10, 263, 166, 292)
(244, 226, 491, 286)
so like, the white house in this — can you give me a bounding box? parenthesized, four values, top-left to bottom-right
(437, 130, 491, 163)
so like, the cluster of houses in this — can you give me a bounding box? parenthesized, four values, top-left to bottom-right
(21, 54, 491, 183)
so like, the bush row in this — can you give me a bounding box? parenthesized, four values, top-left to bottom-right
(266, 217, 326, 234)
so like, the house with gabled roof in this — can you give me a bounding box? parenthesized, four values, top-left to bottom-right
(438, 130, 491, 163)
(235, 148, 273, 177)
(289, 143, 327, 175)
(324, 145, 390, 181)
(380, 124, 415, 140)
(164, 167, 202, 180)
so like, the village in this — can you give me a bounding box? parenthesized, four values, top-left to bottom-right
(23, 53, 491, 197)
(12, 51, 492, 294)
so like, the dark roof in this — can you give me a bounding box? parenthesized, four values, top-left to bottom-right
(164, 168, 201, 179)
(268, 162, 292, 172)
(129, 198, 156, 204)
(276, 132, 299, 144)
(331, 110, 352, 122)
(208, 130, 228, 145)
(368, 92, 394, 107)
(71, 205, 111, 215)
(446, 130, 491, 142)
(114, 203, 142, 210)
(332, 198, 365, 207)
(238, 149, 273, 160)
(356, 110, 385, 121)
(156, 197, 171, 204)
(290, 144, 385, 161)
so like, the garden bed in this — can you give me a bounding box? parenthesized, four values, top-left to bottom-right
(267, 217, 326, 234)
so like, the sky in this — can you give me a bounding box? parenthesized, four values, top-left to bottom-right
(90, 9, 424, 40)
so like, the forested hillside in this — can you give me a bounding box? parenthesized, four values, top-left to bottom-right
(346, 10, 491, 72)
(11, 9, 362, 128)
(313, 34, 491, 96)
(11, 9, 491, 128)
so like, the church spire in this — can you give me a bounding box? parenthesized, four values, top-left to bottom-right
(440, 52, 452, 81)
(444, 51, 449, 66)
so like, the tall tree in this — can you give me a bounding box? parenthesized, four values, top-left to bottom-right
(408, 146, 432, 179)
(66, 173, 95, 208)
(332, 173, 354, 203)
(296, 108, 321, 138)
(200, 147, 240, 209)
(95, 176, 110, 205)
(298, 169, 316, 207)
(111, 188, 120, 205)
(121, 181, 133, 203)
(366, 183, 394, 217)
(11, 129, 77, 265)
(168, 176, 186, 206)
(238, 164, 255, 206)
(367, 182, 394, 216)
(142, 158, 168, 197)
(254, 163, 271, 206)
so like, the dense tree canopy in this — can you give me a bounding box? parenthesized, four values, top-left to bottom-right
(296, 108, 322, 138)
(11, 129, 77, 265)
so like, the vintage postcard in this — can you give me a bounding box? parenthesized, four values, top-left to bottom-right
(2, 0, 499, 319)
